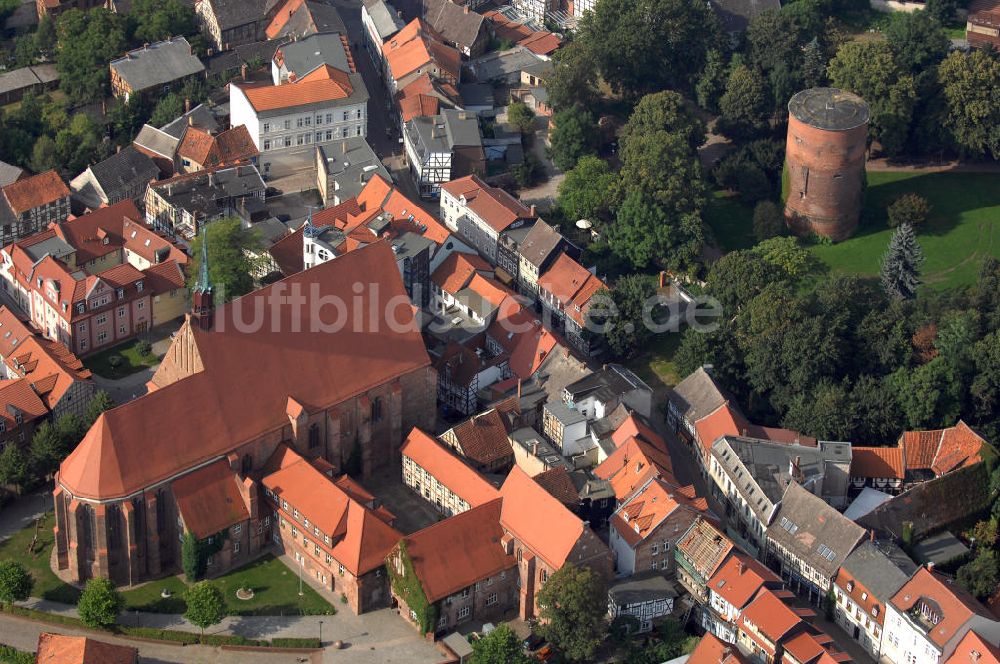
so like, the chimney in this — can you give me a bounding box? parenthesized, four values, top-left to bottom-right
(208, 172, 215, 187)
(529, 204, 536, 217)
(464, 4, 469, 11)
(870, 529, 875, 543)
(342, 140, 348, 154)
(737, 561, 746, 575)
(241, 63, 248, 80)
(927, 562, 935, 571)
(184, 97, 191, 113)
(116, 144, 121, 154)
(188, 114, 194, 127)
(143, 42, 149, 50)
(517, 378, 522, 399)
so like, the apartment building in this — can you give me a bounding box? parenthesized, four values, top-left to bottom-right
(401, 427, 500, 516)
(0, 171, 70, 245)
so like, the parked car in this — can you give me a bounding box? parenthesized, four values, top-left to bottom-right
(523, 633, 545, 651)
(265, 186, 283, 197)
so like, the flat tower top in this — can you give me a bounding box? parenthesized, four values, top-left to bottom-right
(788, 87, 870, 131)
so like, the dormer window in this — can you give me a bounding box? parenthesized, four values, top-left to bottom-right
(846, 581, 854, 592)
(136, 280, 143, 292)
(76, 303, 85, 315)
(102, 237, 109, 245)
(871, 606, 879, 617)
(116, 288, 124, 299)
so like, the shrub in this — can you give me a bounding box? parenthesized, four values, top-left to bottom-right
(0, 561, 32, 608)
(753, 201, 785, 241)
(887, 193, 931, 229)
(271, 637, 321, 648)
(134, 339, 152, 357)
(0, 643, 34, 664)
(106, 355, 123, 370)
(77, 578, 123, 629)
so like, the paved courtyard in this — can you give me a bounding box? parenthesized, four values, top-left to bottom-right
(361, 468, 441, 535)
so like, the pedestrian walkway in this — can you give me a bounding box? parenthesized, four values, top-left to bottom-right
(0, 488, 50, 544)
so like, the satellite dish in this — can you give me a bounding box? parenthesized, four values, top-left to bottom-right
(576, 219, 593, 230)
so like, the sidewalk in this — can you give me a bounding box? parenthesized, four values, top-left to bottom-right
(0, 488, 51, 544)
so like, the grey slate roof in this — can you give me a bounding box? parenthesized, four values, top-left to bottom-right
(274, 0, 346, 38)
(208, 0, 281, 30)
(275, 33, 351, 79)
(517, 219, 564, 269)
(150, 166, 265, 218)
(21, 235, 75, 264)
(0, 161, 24, 188)
(442, 109, 482, 147)
(668, 367, 731, 425)
(318, 139, 390, 203)
(708, 0, 780, 33)
(768, 481, 866, 579)
(565, 364, 650, 405)
(468, 46, 549, 83)
(421, 0, 486, 51)
(609, 572, 678, 606)
(912, 531, 970, 566)
(109, 37, 205, 93)
(363, 0, 405, 39)
(160, 104, 221, 138)
(459, 83, 494, 109)
(87, 146, 159, 199)
(0, 64, 58, 95)
(134, 125, 180, 159)
(544, 400, 586, 427)
(840, 540, 917, 603)
(406, 110, 481, 160)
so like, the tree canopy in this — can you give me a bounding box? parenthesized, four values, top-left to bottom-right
(558, 156, 617, 226)
(537, 563, 608, 663)
(549, 106, 599, 172)
(187, 218, 264, 301)
(77, 578, 123, 629)
(184, 581, 226, 634)
(470, 625, 531, 664)
(0, 561, 32, 607)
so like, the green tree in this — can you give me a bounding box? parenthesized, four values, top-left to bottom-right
(186, 218, 263, 301)
(828, 40, 918, 156)
(590, 275, 659, 360)
(782, 379, 856, 441)
(537, 563, 608, 663)
(77, 578, 123, 629)
(610, 189, 703, 272)
(0, 561, 32, 607)
(705, 249, 789, 314)
(35, 14, 57, 56)
(181, 531, 202, 581)
(695, 49, 728, 114)
(149, 94, 185, 128)
(84, 391, 115, 427)
(579, 0, 722, 98)
(887, 193, 931, 229)
(129, 0, 196, 43)
(549, 106, 598, 172)
(545, 42, 599, 112)
(558, 156, 617, 225)
(0, 445, 30, 492)
(718, 65, 770, 141)
(184, 581, 225, 635)
(617, 129, 705, 212)
(884, 10, 950, 73)
(511, 153, 542, 187)
(621, 90, 706, 153)
(507, 100, 536, 135)
(470, 624, 531, 664)
(12, 35, 40, 68)
(29, 136, 60, 174)
(801, 37, 828, 89)
(881, 222, 923, 300)
(752, 237, 813, 280)
(926, 0, 957, 24)
(29, 422, 65, 477)
(753, 200, 785, 241)
(55, 8, 128, 102)
(957, 551, 999, 600)
(938, 49, 1000, 160)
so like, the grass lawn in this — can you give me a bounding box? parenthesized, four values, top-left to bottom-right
(809, 171, 1000, 290)
(83, 338, 159, 378)
(625, 331, 684, 392)
(121, 576, 189, 613)
(212, 555, 335, 616)
(705, 191, 756, 253)
(0, 513, 81, 604)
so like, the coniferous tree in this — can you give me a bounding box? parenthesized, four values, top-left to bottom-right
(881, 222, 923, 300)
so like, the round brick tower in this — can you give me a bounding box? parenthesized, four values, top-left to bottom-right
(784, 88, 870, 241)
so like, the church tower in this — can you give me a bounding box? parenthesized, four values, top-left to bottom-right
(191, 228, 214, 330)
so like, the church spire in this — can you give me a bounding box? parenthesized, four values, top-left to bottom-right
(191, 226, 214, 330)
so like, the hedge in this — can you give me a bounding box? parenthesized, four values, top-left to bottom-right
(0, 606, 319, 649)
(0, 644, 33, 664)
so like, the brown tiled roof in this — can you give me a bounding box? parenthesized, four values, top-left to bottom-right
(850, 446, 905, 479)
(709, 552, 780, 611)
(214, 125, 259, 165)
(177, 126, 217, 165)
(537, 252, 605, 327)
(486, 299, 558, 378)
(932, 421, 987, 475)
(263, 445, 401, 575)
(532, 467, 578, 507)
(518, 30, 561, 56)
(902, 429, 941, 470)
(36, 633, 137, 664)
(399, 93, 440, 122)
(58, 241, 431, 500)
(610, 476, 708, 548)
(235, 65, 353, 112)
(402, 427, 499, 507)
(440, 175, 532, 234)
(445, 407, 514, 467)
(0, 377, 48, 426)
(172, 459, 249, 539)
(2, 170, 69, 214)
(687, 633, 748, 664)
(268, 227, 304, 276)
(945, 630, 1000, 664)
(402, 498, 513, 602)
(891, 567, 993, 648)
(430, 251, 492, 293)
(498, 465, 585, 568)
(141, 260, 186, 293)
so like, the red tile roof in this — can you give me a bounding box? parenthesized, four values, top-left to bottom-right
(782, 630, 828, 664)
(58, 241, 431, 500)
(903, 429, 942, 470)
(2, 170, 69, 214)
(401, 498, 513, 602)
(0, 377, 48, 426)
(179, 125, 259, 168)
(610, 476, 708, 548)
(213, 125, 259, 165)
(263, 445, 401, 576)
(268, 227, 304, 276)
(0, 320, 91, 412)
(486, 298, 558, 378)
(687, 633, 748, 664)
(900, 421, 988, 476)
(676, 517, 734, 582)
(740, 588, 803, 644)
(384, 19, 460, 82)
(709, 552, 781, 611)
(177, 126, 216, 165)
(440, 175, 532, 234)
(235, 65, 354, 112)
(402, 427, 500, 506)
(945, 630, 1000, 664)
(498, 465, 585, 568)
(50, 201, 185, 266)
(694, 402, 815, 458)
(891, 567, 994, 648)
(399, 94, 440, 122)
(595, 419, 675, 500)
(431, 251, 492, 293)
(518, 30, 562, 56)
(172, 459, 249, 539)
(36, 633, 137, 664)
(850, 446, 905, 480)
(537, 253, 605, 327)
